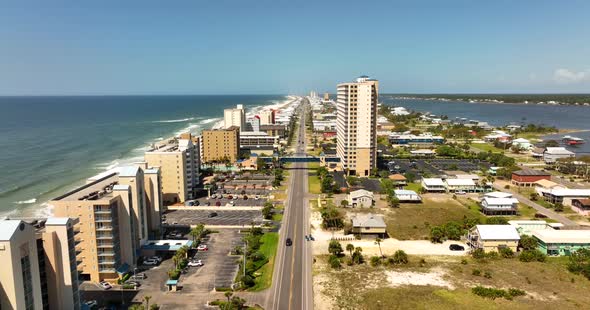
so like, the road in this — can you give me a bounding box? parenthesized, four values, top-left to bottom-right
(269, 100, 313, 310)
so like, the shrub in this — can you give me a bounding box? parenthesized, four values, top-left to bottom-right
(554, 203, 564, 212)
(472, 286, 526, 300)
(472, 269, 481, 276)
(567, 248, 590, 280)
(483, 270, 493, 279)
(504, 185, 510, 189)
(485, 251, 499, 260)
(370, 256, 381, 267)
(168, 269, 180, 280)
(519, 249, 546, 262)
(519, 235, 538, 250)
(328, 254, 342, 269)
(499, 247, 514, 258)
(461, 259, 468, 265)
(391, 250, 409, 265)
(430, 226, 445, 243)
(485, 217, 508, 225)
(508, 288, 526, 297)
(471, 248, 486, 259)
(328, 240, 344, 256)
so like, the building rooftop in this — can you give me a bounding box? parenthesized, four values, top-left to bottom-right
(0, 220, 23, 241)
(141, 239, 194, 251)
(53, 172, 119, 201)
(513, 169, 551, 176)
(534, 179, 562, 189)
(533, 229, 590, 244)
(119, 166, 140, 177)
(388, 174, 407, 181)
(546, 189, 590, 197)
(349, 189, 374, 199)
(545, 147, 575, 155)
(394, 190, 419, 196)
(445, 179, 476, 186)
(484, 191, 513, 199)
(351, 214, 386, 228)
(482, 197, 519, 205)
(45, 217, 71, 226)
(475, 225, 521, 240)
(422, 178, 445, 186)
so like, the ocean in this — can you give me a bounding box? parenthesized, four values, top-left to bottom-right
(382, 97, 590, 155)
(0, 95, 291, 217)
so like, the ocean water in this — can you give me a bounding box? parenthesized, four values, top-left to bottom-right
(0, 95, 289, 217)
(382, 97, 590, 155)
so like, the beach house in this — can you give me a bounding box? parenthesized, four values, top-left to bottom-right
(480, 197, 519, 215)
(543, 147, 575, 164)
(348, 189, 374, 208)
(421, 178, 446, 192)
(351, 214, 387, 236)
(508, 220, 563, 235)
(467, 225, 520, 252)
(533, 230, 590, 256)
(445, 178, 476, 192)
(512, 138, 533, 150)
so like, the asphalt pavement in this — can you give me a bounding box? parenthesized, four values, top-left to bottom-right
(269, 100, 313, 310)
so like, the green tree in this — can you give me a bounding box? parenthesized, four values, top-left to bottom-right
(519, 235, 538, 250)
(328, 254, 341, 269)
(144, 295, 152, 310)
(352, 247, 364, 264)
(430, 226, 445, 243)
(375, 237, 383, 258)
(340, 200, 349, 207)
(392, 250, 409, 264)
(328, 240, 344, 256)
(346, 243, 355, 257)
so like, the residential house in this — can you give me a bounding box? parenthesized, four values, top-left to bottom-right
(572, 199, 590, 216)
(484, 191, 514, 199)
(348, 189, 374, 208)
(511, 169, 551, 187)
(351, 214, 386, 236)
(421, 178, 445, 192)
(543, 147, 575, 164)
(480, 197, 519, 215)
(394, 190, 422, 202)
(512, 138, 533, 150)
(445, 178, 476, 192)
(467, 225, 520, 252)
(533, 230, 590, 256)
(388, 174, 407, 187)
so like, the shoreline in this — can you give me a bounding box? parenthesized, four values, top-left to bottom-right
(4, 96, 296, 219)
(391, 96, 590, 107)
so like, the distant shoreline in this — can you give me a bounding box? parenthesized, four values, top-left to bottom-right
(389, 95, 590, 107)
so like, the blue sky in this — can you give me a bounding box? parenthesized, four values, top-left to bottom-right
(0, 0, 589, 95)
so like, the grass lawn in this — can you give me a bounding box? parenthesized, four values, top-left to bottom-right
(314, 254, 590, 310)
(272, 213, 283, 222)
(404, 182, 423, 192)
(308, 162, 320, 170)
(470, 143, 503, 153)
(309, 175, 321, 194)
(249, 232, 279, 291)
(385, 197, 484, 240)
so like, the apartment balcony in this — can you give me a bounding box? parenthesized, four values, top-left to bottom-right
(96, 226, 113, 231)
(96, 235, 114, 240)
(94, 217, 112, 223)
(97, 243, 115, 248)
(94, 209, 112, 215)
(97, 252, 116, 257)
(98, 260, 116, 265)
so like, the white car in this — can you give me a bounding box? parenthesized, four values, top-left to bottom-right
(149, 256, 162, 263)
(99, 281, 112, 290)
(455, 191, 467, 195)
(142, 259, 159, 266)
(188, 259, 204, 267)
(197, 244, 208, 251)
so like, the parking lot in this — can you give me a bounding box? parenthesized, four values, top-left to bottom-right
(164, 209, 263, 227)
(185, 196, 267, 207)
(389, 158, 490, 176)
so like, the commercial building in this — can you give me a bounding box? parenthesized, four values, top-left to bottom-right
(351, 214, 386, 236)
(0, 218, 81, 310)
(224, 104, 246, 130)
(480, 197, 519, 215)
(533, 230, 590, 256)
(51, 165, 158, 282)
(511, 169, 551, 187)
(348, 189, 374, 207)
(543, 147, 575, 164)
(201, 126, 240, 163)
(245, 116, 261, 132)
(145, 133, 199, 204)
(540, 188, 590, 206)
(445, 178, 476, 192)
(467, 225, 520, 252)
(336, 75, 378, 176)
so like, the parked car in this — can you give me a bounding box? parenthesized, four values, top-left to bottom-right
(449, 244, 465, 251)
(455, 191, 466, 195)
(187, 201, 194, 206)
(309, 235, 315, 241)
(197, 244, 209, 251)
(233, 196, 238, 200)
(130, 273, 147, 280)
(208, 212, 218, 218)
(149, 256, 162, 263)
(194, 200, 200, 206)
(99, 281, 112, 290)
(286, 238, 293, 246)
(188, 259, 204, 267)
(126, 281, 141, 288)
(84, 300, 98, 308)
(142, 259, 159, 266)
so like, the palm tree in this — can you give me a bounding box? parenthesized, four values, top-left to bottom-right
(224, 291, 233, 306)
(172, 255, 179, 270)
(346, 243, 354, 257)
(144, 295, 152, 310)
(375, 238, 383, 258)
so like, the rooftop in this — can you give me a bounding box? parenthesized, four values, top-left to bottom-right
(513, 169, 551, 176)
(53, 172, 119, 201)
(533, 229, 590, 244)
(422, 178, 445, 186)
(351, 214, 386, 228)
(445, 178, 476, 186)
(0, 220, 24, 241)
(141, 239, 194, 251)
(482, 197, 519, 205)
(484, 191, 513, 198)
(394, 190, 419, 196)
(545, 147, 575, 155)
(475, 225, 520, 240)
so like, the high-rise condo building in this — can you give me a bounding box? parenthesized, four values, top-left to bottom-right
(258, 110, 275, 125)
(144, 133, 200, 204)
(224, 104, 246, 130)
(202, 126, 240, 163)
(0, 217, 81, 310)
(246, 116, 261, 132)
(336, 75, 379, 176)
(50, 165, 160, 282)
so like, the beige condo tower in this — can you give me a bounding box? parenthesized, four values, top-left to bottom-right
(336, 75, 378, 176)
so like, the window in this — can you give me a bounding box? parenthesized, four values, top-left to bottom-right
(22, 254, 35, 310)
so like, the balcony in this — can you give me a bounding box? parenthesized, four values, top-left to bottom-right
(96, 226, 113, 231)
(97, 252, 115, 257)
(94, 209, 112, 215)
(94, 217, 112, 223)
